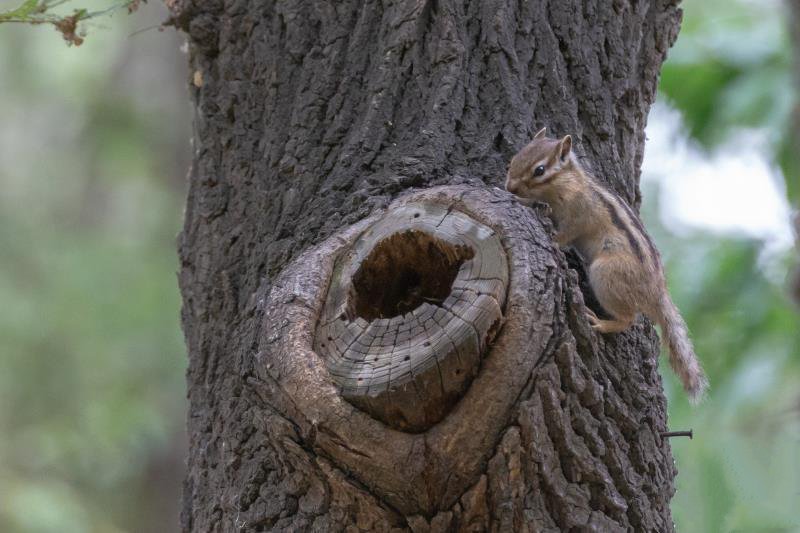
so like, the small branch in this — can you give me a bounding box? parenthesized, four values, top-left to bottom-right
(0, 0, 144, 46)
(661, 429, 693, 440)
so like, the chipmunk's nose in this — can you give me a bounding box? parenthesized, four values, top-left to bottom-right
(505, 176, 518, 194)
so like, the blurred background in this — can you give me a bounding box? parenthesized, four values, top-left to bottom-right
(0, 0, 797, 531)
(0, 2, 189, 531)
(645, 0, 800, 530)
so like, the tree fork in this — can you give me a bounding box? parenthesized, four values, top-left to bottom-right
(171, 1, 683, 531)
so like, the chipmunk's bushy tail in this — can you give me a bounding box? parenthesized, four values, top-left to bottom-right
(657, 293, 708, 403)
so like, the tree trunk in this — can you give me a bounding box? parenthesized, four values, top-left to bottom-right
(170, 1, 682, 531)
(788, 0, 800, 307)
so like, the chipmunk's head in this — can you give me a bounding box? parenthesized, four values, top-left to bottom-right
(505, 127, 573, 199)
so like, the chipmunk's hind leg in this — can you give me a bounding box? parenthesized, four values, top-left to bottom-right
(587, 254, 638, 334)
(586, 308, 633, 333)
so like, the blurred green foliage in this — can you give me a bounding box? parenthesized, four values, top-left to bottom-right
(0, 0, 140, 47)
(654, 0, 799, 531)
(0, 1, 189, 531)
(660, 0, 799, 203)
(647, 211, 800, 532)
(0, 0, 797, 532)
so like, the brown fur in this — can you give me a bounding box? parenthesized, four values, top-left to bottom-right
(506, 129, 709, 402)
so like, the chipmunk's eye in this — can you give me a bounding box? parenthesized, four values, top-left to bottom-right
(533, 165, 546, 178)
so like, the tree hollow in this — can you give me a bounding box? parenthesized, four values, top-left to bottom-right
(350, 230, 474, 321)
(314, 202, 508, 432)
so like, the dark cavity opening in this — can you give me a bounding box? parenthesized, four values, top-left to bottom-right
(350, 230, 474, 321)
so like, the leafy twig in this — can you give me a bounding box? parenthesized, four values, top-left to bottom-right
(0, 0, 143, 46)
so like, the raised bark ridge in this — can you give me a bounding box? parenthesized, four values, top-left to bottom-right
(315, 201, 507, 432)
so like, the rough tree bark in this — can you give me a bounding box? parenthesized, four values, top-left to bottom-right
(170, 1, 682, 531)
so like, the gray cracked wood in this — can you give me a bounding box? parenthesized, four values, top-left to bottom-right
(171, 0, 683, 530)
(314, 202, 507, 432)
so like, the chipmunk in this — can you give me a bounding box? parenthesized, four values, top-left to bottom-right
(506, 127, 708, 402)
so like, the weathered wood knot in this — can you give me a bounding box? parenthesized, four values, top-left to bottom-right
(314, 201, 508, 432)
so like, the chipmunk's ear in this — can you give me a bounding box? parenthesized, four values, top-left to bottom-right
(558, 135, 572, 161)
(533, 127, 547, 140)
